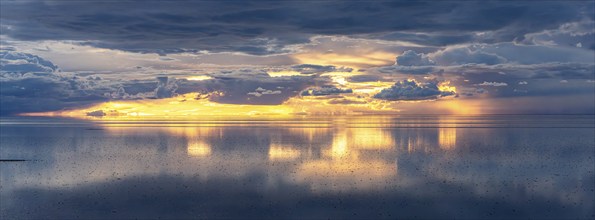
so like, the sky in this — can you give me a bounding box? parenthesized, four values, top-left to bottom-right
(0, 0, 594, 116)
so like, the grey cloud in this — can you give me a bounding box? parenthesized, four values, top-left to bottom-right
(301, 86, 353, 96)
(172, 69, 322, 105)
(373, 79, 455, 101)
(376, 43, 595, 80)
(154, 76, 178, 98)
(290, 64, 353, 75)
(0, 51, 115, 114)
(447, 62, 595, 80)
(477, 81, 508, 87)
(326, 98, 367, 105)
(458, 87, 488, 97)
(0, 52, 326, 114)
(396, 50, 435, 66)
(1, 1, 592, 55)
(347, 75, 385, 82)
(0, 51, 59, 73)
(378, 66, 437, 75)
(247, 87, 282, 97)
(376, 50, 438, 75)
(522, 20, 595, 50)
(432, 46, 507, 65)
(396, 43, 594, 68)
(371, 32, 474, 47)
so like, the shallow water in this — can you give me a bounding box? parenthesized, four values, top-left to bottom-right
(1, 115, 594, 219)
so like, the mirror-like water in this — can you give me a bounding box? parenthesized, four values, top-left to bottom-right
(1, 115, 593, 219)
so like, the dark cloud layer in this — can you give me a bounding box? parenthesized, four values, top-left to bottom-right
(1, 0, 593, 55)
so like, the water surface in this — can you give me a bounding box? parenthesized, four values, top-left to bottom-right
(1, 115, 594, 219)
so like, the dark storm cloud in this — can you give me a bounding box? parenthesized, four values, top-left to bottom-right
(1, 0, 592, 55)
(373, 79, 455, 101)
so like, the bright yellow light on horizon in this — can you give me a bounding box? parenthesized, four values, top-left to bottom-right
(20, 77, 481, 118)
(186, 75, 213, 81)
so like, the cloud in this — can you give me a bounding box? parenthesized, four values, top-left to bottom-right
(376, 50, 437, 74)
(154, 76, 179, 98)
(373, 79, 455, 101)
(477, 81, 508, 87)
(431, 46, 507, 65)
(347, 75, 385, 82)
(0, 51, 333, 114)
(435, 43, 593, 65)
(1, 1, 592, 55)
(290, 64, 353, 74)
(522, 20, 595, 50)
(396, 50, 435, 66)
(175, 69, 321, 105)
(301, 86, 353, 96)
(370, 32, 474, 47)
(0, 51, 59, 73)
(247, 87, 282, 97)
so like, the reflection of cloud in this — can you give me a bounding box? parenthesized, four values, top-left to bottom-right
(295, 159, 397, 192)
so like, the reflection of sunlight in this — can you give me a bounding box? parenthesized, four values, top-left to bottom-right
(287, 127, 330, 143)
(438, 128, 457, 150)
(349, 128, 394, 150)
(27, 93, 296, 118)
(162, 126, 220, 138)
(187, 140, 212, 157)
(296, 128, 397, 192)
(268, 144, 301, 161)
(326, 131, 350, 159)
